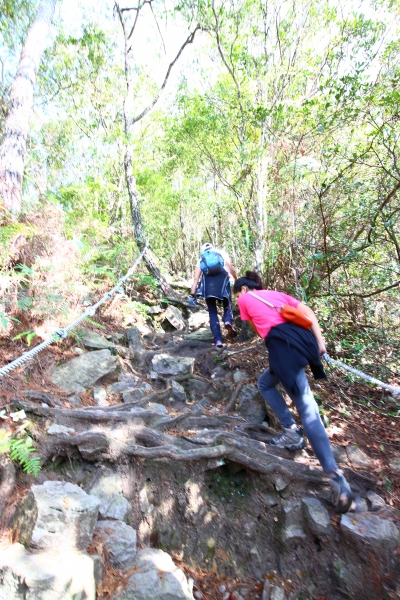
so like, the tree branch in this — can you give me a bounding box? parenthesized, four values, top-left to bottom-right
(131, 26, 200, 125)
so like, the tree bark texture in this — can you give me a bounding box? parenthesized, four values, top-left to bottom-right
(0, 0, 57, 215)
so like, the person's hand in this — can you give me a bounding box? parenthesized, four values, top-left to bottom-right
(318, 341, 327, 355)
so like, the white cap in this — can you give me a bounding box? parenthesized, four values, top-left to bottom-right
(201, 242, 212, 252)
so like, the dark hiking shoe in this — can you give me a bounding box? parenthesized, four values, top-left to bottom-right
(329, 469, 354, 514)
(224, 322, 238, 338)
(215, 340, 223, 348)
(269, 427, 306, 451)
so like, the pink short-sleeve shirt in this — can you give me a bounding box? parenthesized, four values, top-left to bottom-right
(237, 290, 300, 339)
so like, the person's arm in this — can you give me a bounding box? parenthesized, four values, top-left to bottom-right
(247, 318, 261, 337)
(297, 302, 327, 355)
(190, 266, 202, 296)
(225, 260, 237, 281)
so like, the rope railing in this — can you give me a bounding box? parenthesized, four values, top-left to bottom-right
(0, 248, 146, 378)
(322, 353, 400, 399)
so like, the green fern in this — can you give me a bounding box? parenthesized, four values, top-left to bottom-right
(0, 431, 41, 476)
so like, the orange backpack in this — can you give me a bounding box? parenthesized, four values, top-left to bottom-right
(247, 292, 312, 330)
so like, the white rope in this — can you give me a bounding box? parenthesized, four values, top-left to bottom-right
(0, 248, 146, 378)
(322, 353, 400, 399)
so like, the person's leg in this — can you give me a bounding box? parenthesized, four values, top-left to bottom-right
(258, 368, 296, 428)
(222, 296, 233, 325)
(287, 370, 337, 473)
(222, 296, 237, 337)
(287, 370, 354, 512)
(206, 297, 223, 343)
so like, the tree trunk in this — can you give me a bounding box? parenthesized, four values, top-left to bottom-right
(116, 2, 198, 298)
(123, 133, 177, 297)
(0, 0, 57, 215)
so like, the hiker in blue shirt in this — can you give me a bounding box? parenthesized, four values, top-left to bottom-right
(189, 243, 238, 347)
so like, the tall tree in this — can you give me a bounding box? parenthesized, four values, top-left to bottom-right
(115, 1, 198, 296)
(0, 0, 57, 216)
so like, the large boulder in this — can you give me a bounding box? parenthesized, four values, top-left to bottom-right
(152, 354, 195, 377)
(237, 385, 267, 423)
(88, 472, 131, 522)
(164, 305, 186, 331)
(126, 326, 144, 352)
(301, 497, 331, 537)
(13, 481, 100, 551)
(280, 500, 306, 546)
(341, 513, 400, 555)
(78, 327, 116, 350)
(187, 311, 209, 332)
(94, 520, 137, 568)
(111, 548, 194, 600)
(0, 544, 97, 600)
(48, 349, 117, 393)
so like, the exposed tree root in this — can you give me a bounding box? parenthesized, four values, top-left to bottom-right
(42, 427, 327, 484)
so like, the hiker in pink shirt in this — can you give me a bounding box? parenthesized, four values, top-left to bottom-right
(234, 271, 354, 514)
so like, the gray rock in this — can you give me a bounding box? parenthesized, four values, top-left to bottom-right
(280, 500, 306, 545)
(193, 398, 210, 412)
(389, 456, 400, 472)
(366, 490, 386, 511)
(331, 446, 348, 465)
(94, 520, 137, 568)
(237, 385, 266, 423)
(123, 388, 146, 402)
(79, 327, 116, 350)
(109, 381, 137, 393)
(184, 329, 214, 342)
(68, 394, 82, 408)
(188, 311, 209, 332)
(187, 378, 209, 400)
(164, 305, 186, 330)
(262, 578, 271, 600)
(260, 492, 280, 508)
(341, 513, 400, 554)
(171, 380, 187, 402)
(346, 446, 373, 468)
(274, 476, 288, 492)
(147, 305, 163, 314)
(89, 473, 131, 522)
(118, 373, 139, 385)
(0, 543, 96, 600)
(113, 548, 194, 599)
(353, 495, 368, 513)
(48, 349, 117, 393)
(14, 481, 100, 551)
(93, 386, 108, 406)
(126, 326, 144, 352)
(152, 354, 195, 377)
(302, 497, 331, 537)
(233, 370, 250, 383)
(271, 587, 286, 600)
(47, 424, 75, 436)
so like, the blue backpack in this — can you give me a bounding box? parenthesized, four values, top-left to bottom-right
(200, 249, 224, 275)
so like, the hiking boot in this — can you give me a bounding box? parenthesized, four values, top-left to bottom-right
(329, 469, 354, 514)
(224, 322, 238, 338)
(269, 426, 306, 451)
(214, 340, 224, 348)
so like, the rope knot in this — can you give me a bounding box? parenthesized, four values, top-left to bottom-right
(53, 328, 67, 340)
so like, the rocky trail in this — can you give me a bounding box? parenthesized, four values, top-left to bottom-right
(0, 296, 399, 600)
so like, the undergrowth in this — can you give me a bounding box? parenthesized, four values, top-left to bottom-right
(0, 429, 41, 476)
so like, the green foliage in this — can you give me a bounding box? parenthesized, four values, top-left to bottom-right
(0, 429, 41, 476)
(12, 329, 37, 346)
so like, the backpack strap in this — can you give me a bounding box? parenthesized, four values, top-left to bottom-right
(247, 291, 276, 309)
